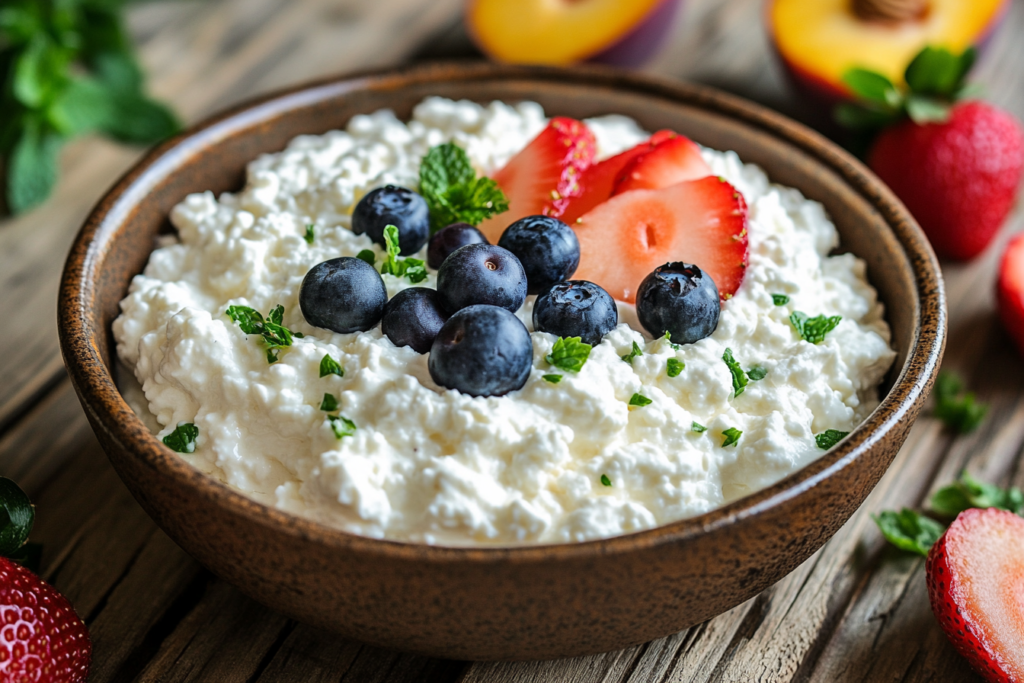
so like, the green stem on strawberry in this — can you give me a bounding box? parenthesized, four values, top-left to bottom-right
(0, 476, 42, 572)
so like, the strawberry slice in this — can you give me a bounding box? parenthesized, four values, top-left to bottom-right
(477, 117, 596, 242)
(558, 130, 677, 224)
(926, 508, 1024, 682)
(613, 133, 711, 194)
(572, 177, 748, 303)
(997, 233, 1024, 357)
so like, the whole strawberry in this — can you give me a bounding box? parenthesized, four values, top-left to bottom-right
(838, 46, 1024, 260)
(0, 478, 91, 683)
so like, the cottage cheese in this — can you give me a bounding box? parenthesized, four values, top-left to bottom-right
(113, 97, 896, 545)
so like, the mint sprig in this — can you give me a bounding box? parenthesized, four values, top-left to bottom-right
(931, 471, 1024, 518)
(546, 336, 591, 373)
(379, 224, 427, 283)
(872, 509, 945, 556)
(419, 142, 509, 233)
(933, 371, 987, 434)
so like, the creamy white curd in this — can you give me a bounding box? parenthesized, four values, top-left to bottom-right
(113, 97, 896, 545)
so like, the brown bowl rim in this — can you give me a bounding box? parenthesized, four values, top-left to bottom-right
(58, 61, 945, 564)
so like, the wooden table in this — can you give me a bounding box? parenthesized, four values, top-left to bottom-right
(3, 0, 1023, 680)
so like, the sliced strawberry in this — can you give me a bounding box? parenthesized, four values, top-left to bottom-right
(926, 508, 1024, 683)
(613, 133, 711, 195)
(558, 129, 677, 224)
(477, 117, 596, 242)
(572, 177, 748, 303)
(997, 233, 1024, 357)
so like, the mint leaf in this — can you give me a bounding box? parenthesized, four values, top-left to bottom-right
(402, 257, 428, 283)
(100, 91, 180, 144)
(379, 224, 427, 282)
(842, 68, 899, 105)
(667, 358, 684, 378)
(0, 477, 35, 558)
(721, 427, 742, 448)
(771, 294, 790, 306)
(628, 392, 652, 408)
(356, 249, 375, 266)
(546, 337, 591, 373)
(419, 142, 509, 233)
(663, 332, 680, 351)
(46, 77, 116, 136)
(933, 371, 987, 434)
(328, 414, 357, 439)
(227, 304, 294, 363)
(790, 311, 841, 344)
(600, 474, 612, 487)
(930, 471, 1024, 517)
(304, 224, 315, 244)
(621, 341, 643, 364)
(319, 355, 344, 378)
(905, 46, 973, 98)
(226, 305, 265, 335)
(542, 374, 562, 384)
(7, 121, 62, 214)
(268, 305, 284, 326)
(747, 366, 767, 381)
(691, 422, 707, 433)
(815, 429, 849, 450)
(873, 509, 945, 556)
(320, 393, 339, 411)
(722, 348, 748, 397)
(163, 422, 199, 454)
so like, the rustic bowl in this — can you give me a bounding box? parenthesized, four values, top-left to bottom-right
(58, 62, 945, 661)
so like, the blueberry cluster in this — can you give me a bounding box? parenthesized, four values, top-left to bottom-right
(299, 187, 722, 398)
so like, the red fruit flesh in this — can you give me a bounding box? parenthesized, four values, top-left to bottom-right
(0, 557, 91, 683)
(926, 508, 1024, 683)
(613, 133, 712, 194)
(558, 130, 676, 224)
(869, 101, 1024, 261)
(998, 233, 1024, 356)
(572, 176, 748, 303)
(477, 117, 597, 242)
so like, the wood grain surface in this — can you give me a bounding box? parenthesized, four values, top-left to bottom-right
(2, 0, 1022, 680)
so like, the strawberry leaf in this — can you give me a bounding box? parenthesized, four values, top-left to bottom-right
(905, 46, 966, 97)
(842, 68, 900, 105)
(0, 477, 35, 558)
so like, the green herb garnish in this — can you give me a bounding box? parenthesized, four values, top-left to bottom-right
(319, 354, 344, 378)
(721, 427, 742, 448)
(542, 374, 562, 384)
(872, 509, 945, 556)
(628, 393, 652, 408)
(691, 422, 707, 433)
(163, 422, 199, 454)
(933, 371, 987, 434)
(722, 348, 748, 397)
(621, 341, 643, 364)
(303, 224, 315, 244)
(226, 305, 295, 364)
(667, 358, 684, 378)
(320, 393, 339, 411)
(355, 249, 376, 266)
(789, 311, 842, 344)
(327, 414, 357, 439)
(931, 470, 1024, 517)
(546, 337, 591, 373)
(600, 474, 612, 487)
(815, 429, 849, 450)
(664, 332, 680, 351)
(379, 225, 428, 283)
(0, 477, 35, 559)
(747, 366, 767, 381)
(771, 294, 790, 306)
(418, 142, 509, 233)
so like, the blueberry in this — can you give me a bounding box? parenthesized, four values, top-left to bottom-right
(429, 305, 533, 397)
(299, 257, 387, 333)
(636, 262, 720, 344)
(352, 185, 430, 255)
(436, 244, 527, 314)
(533, 280, 618, 346)
(427, 222, 489, 270)
(497, 215, 580, 294)
(381, 288, 449, 354)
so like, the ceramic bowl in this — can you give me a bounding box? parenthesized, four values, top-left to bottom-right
(58, 62, 945, 661)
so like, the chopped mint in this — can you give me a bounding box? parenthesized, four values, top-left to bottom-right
(356, 249, 376, 266)
(327, 414, 357, 439)
(621, 341, 643, 364)
(721, 427, 742, 448)
(546, 336, 591, 373)
(933, 371, 987, 434)
(628, 393, 652, 408)
(771, 294, 790, 306)
(930, 470, 1024, 517)
(815, 429, 849, 450)
(320, 393, 339, 411)
(542, 374, 562, 384)
(379, 224, 428, 283)
(872, 509, 945, 556)
(303, 224, 315, 244)
(691, 422, 707, 433)
(226, 304, 294, 364)
(600, 474, 612, 487)
(667, 358, 684, 378)
(747, 366, 767, 381)
(319, 354, 344, 378)
(419, 142, 509, 233)
(664, 332, 680, 351)
(790, 311, 842, 344)
(163, 422, 198, 453)
(722, 348, 748, 397)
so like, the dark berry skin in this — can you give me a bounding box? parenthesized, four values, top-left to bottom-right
(352, 185, 430, 255)
(497, 215, 580, 294)
(381, 288, 449, 354)
(299, 257, 387, 333)
(533, 280, 618, 346)
(636, 262, 720, 344)
(436, 244, 528, 314)
(429, 305, 533, 397)
(427, 222, 489, 269)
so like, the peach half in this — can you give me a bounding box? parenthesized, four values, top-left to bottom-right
(466, 0, 683, 67)
(768, 0, 1007, 103)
